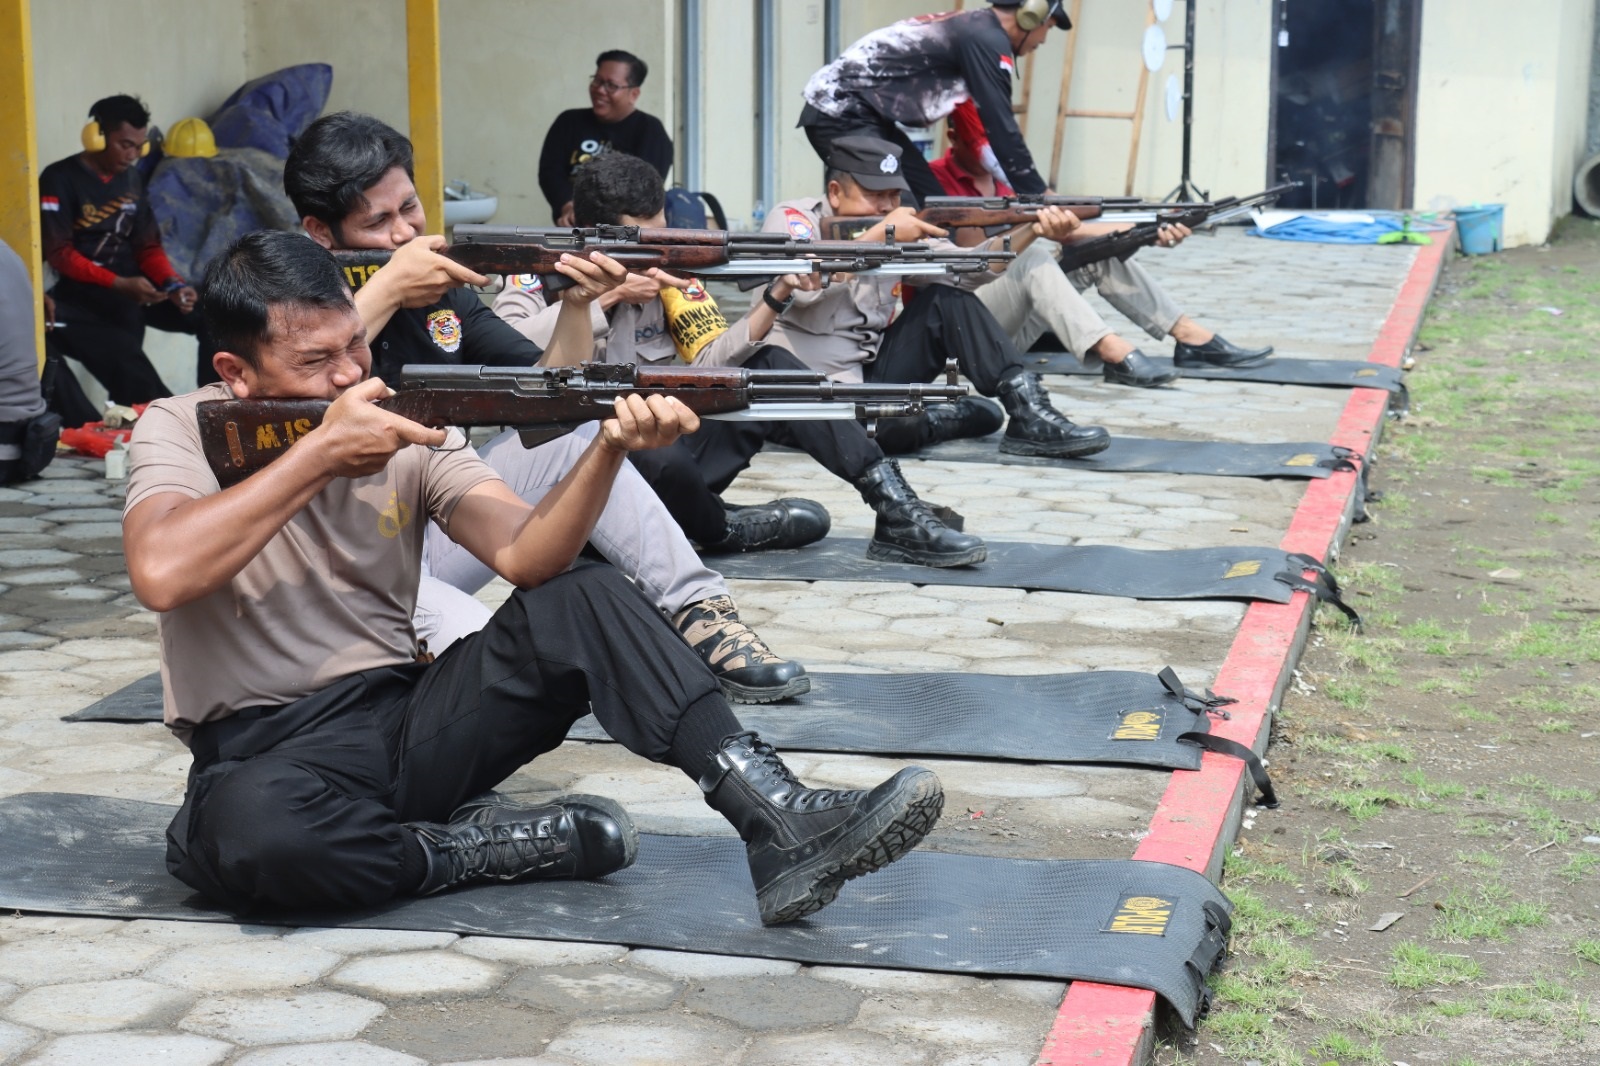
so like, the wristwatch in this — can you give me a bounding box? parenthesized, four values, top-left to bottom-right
(761, 281, 795, 315)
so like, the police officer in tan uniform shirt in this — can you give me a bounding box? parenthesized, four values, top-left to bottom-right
(764, 136, 1110, 461)
(494, 151, 986, 568)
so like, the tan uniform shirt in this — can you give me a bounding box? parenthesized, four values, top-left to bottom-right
(759, 198, 996, 383)
(492, 276, 760, 368)
(125, 384, 498, 738)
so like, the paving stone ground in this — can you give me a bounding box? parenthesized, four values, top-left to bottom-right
(0, 229, 1420, 1064)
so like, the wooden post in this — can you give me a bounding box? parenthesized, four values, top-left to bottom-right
(406, 0, 445, 234)
(1123, 9, 1157, 195)
(0, 0, 43, 370)
(1048, 0, 1085, 188)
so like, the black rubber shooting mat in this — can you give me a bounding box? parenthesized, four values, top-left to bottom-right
(906, 433, 1358, 478)
(570, 668, 1227, 769)
(712, 539, 1317, 602)
(64, 671, 163, 722)
(1025, 349, 1409, 399)
(0, 792, 1232, 1026)
(63, 669, 1219, 771)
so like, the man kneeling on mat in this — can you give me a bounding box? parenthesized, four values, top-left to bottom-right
(122, 230, 943, 926)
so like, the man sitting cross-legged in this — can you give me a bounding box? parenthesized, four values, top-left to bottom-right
(764, 135, 1111, 462)
(123, 230, 943, 926)
(493, 151, 986, 569)
(285, 111, 807, 703)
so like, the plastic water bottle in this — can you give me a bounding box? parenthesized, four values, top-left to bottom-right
(752, 200, 767, 229)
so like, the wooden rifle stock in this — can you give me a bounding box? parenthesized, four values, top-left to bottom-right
(196, 361, 969, 488)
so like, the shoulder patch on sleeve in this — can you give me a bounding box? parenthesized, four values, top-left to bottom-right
(998, 54, 1015, 74)
(784, 208, 814, 240)
(506, 273, 544, 292)
(40, 196, 59, 212)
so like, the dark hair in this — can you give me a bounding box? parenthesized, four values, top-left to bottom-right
(284, 111, 414, 229)
(89, 95, 150, 134)
(596, 49, 647, 88)
(825, 168, 855, 189)
(201, 230, 353, 367)
(572, 152, 665, 227)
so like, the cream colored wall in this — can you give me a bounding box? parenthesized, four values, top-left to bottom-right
(248, 0, 675, 228)
(1414, 0, 1595, 246)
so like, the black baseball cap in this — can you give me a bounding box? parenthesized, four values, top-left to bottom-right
(990, 0, 1072, 30)
(827, 136, 912, 192)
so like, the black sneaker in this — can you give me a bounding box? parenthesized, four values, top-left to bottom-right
(1172, 334, 1273, 368)
(672, 595, 810, 703)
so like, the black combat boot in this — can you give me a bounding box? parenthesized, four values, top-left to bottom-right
(855, 458, 987, 568)
(995, 371, 1111, 459)
(699, 732, 944, 925)
(673, 595, 811, 703)
(702, 498, 831, 553)
(923, 395, 1005, 444)
(1172, 333, 1274, 368)
(1101, 349, 1180, 388)
(407, 792, 638, 895)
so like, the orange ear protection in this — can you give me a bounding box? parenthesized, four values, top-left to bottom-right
(81, 118, 150, 156)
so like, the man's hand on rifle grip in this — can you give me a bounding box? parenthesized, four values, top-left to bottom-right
(1030, 205, 1082, 244)
(1156, 222, 1192, 249)
(858, 206, 946, 245)
(377, 235, 491, 308)
(315, 378, 449, 480)
(555, 251, 631, 306)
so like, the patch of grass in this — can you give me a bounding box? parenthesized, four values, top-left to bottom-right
(1322, 861, 1367, 898)
(1309, 1032, 1387, 1065)
(1482, 983, 1560, 1023)
(1559, 854, 1600, 883)
(1316, 786, 1422, 822)
(1388, 941, 1483, 988)
(1574, 938, 1600, 966)
(1500, 618, 1600, 662)
(1430, 883, 1549, 941)
(1456, 850, 1503, 869)
(1322, 677, 1372, 711)
(1401, 768, 1467, 800)
(1225, 850, 1298, 886)
(1535, 510, 1568, 525)
(1398, 618, 1473, 656)
(1298, 735, 1413, 764)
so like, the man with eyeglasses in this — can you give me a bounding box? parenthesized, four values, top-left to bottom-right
(538, 50, 674, 227)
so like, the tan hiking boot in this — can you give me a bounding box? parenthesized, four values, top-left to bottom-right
(672, 595, 811, 704)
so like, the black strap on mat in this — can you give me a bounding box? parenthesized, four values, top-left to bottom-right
(1276, 551, 1363, 631)
(0, 792, 1233, 1028)
(1153, 666, 1276, 808)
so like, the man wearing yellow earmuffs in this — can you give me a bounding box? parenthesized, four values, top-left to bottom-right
(39, 94, 200, 405)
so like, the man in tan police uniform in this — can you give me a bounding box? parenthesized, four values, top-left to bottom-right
(762, 136, 1111, 461)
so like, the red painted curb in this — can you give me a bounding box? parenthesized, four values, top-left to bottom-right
(1035, 229, 1453, 1066)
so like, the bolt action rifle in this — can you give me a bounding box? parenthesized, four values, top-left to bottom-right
(196, 361, 969, 488)
(333, 223, 1014, 295)
(816, 194, 1212, 242)
(1053, 183, 1300, 274)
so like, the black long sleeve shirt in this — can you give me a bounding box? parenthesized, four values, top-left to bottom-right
(802, 8, 1045, 195)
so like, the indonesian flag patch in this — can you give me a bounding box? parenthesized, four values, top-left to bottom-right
(40, 196, 59, 212)
(998, 54, 1015, 75)
(785, 208, 814, 240)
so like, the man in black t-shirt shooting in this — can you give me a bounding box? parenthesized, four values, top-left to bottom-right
(40, 94, 202, 404)
(538, 50, 674, 226)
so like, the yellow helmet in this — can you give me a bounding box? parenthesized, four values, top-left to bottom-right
(166, 117, 217, 159)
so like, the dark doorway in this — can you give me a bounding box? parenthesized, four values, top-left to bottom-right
(1267, 0, 1422, 210)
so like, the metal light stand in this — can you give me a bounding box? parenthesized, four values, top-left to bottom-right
(1164, 0, 1208, 202)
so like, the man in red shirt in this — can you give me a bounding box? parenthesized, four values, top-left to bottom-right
(40, 95, 201, 404)
(931, 101, 1273, 386)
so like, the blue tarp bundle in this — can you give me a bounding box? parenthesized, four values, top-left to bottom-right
(207, 63, 333, 159)
(1249, 215, 1451, 245)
